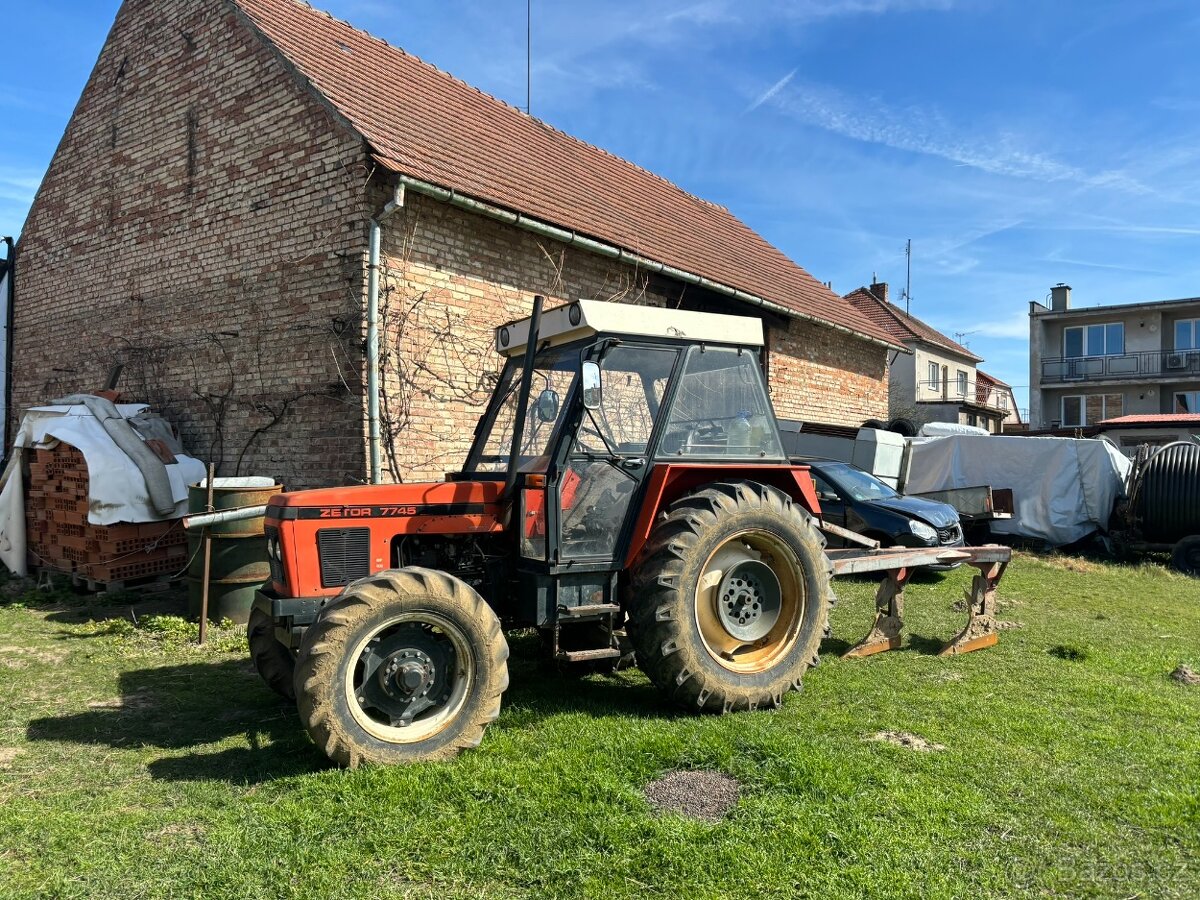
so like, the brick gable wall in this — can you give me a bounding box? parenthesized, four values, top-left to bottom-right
(12, 0, 370, 489)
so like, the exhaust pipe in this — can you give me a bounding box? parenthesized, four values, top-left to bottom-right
(502, 295, 544, 502)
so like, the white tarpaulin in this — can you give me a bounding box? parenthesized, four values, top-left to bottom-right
(0, 404, 206, 576)
(904, 435, 1131, 547)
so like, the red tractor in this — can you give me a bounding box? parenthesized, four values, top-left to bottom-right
(248, 298, 1009, 766)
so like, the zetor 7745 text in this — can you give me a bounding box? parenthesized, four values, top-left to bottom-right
(247, 298, 1010, 766)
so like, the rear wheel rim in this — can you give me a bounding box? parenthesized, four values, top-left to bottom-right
(343, 611, 474, 744)
(694, 530, 806, 673)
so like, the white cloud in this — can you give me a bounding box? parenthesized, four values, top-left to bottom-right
(761, 81, 1152, 194)
(0, 173, 42, 205)
(746, 69, 796, 113)
(664, 2, 739, 26)
(958, 310, 1031, 340)
(666, 0, 960, 27)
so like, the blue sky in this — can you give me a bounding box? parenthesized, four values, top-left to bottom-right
(5, 0, 1200, 412)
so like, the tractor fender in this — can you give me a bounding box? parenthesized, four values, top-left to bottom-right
(624, 463, 822, 568)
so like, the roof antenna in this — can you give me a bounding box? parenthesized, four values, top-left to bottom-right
(526, 0, 532, 115)
(900, 238, 912, 315)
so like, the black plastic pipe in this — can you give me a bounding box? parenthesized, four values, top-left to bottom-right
(1, 236, 13, 455)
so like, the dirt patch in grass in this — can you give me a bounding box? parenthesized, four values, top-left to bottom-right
(0, 748, 20, 769)
(868, 730, 946, 752)
(1038, 555, 1101, 574)
(87, 692, 155, 711)
(146, 822, 206, 847)
(644, 770, 740, 821)
(0, 645, 67, 666)
(1171, 664, 1200, 686)
(1049, 644, 1091, 661)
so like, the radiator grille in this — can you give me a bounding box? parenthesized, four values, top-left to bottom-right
(318, 528, 371, 588)
(937, 525, 962, 544)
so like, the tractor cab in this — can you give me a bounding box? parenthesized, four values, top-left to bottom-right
(461, 300, 791, 627)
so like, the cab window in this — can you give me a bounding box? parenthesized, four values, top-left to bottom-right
(657, 346, 784, 459)
(576, 346, 677, 456)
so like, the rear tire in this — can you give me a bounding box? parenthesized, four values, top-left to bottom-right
(248, 607, 296, 702)
(293, 568, 509, 767)
(627, 481, 832, 712)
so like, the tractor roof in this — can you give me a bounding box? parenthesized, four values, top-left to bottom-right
(495, 301, 765, 356)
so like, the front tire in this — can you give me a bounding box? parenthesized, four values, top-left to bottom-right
(293, 568, 509, 767)
(248, 607, 296, 701)
(627, 482, 832, 712)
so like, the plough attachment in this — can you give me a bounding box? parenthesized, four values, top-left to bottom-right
(824, 544, 1013, 659)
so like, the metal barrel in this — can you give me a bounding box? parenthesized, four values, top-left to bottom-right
(186, 477, 281, 623)
(1135, 443, 1200, 544)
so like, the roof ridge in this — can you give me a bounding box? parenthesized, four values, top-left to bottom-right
(846, 285, 982, 361)
(852, 286, 920, 341)
(265, 0, 730, 214)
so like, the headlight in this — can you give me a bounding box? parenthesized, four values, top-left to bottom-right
(908, 520, 937, 541)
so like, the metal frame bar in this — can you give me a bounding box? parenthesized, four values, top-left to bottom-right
(835, 544, 1013, 659)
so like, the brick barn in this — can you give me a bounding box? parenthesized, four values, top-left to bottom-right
(11, 0, 901, 489)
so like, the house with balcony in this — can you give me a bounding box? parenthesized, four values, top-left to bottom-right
(1029, 284, 1200, 429)
(976, 370, 1021, 431)
(846, 281, 1017, 433)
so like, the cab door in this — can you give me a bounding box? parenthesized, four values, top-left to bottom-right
(557, 345, 678, 564)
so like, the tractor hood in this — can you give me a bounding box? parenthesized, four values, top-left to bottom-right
(265, 479, 505, 529)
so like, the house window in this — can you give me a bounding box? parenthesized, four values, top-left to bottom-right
(927, 361, 939, 390)
(1177, 391, 1200, 413)
(1062, 396, 1083, 427)
(956, 370, 968, 397)
(1063, 393, 1123, 426)
(1176, 319, 1199, 351)
(1064, 323, 1124, 357)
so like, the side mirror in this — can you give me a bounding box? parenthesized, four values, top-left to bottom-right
(535, 389, 560, 423)
(581, 361, 602, 410)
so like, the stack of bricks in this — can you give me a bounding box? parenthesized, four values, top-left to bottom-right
(24, 443, 188, 586)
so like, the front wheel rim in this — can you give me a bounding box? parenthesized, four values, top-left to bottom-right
(343, 611, 474, 744)
(694, 530, 806, 673)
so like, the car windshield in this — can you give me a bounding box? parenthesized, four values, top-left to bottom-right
(468, 347, 577, 473)
(823, 463, 900, 502)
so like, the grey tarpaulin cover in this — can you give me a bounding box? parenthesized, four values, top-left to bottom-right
(904, 435, 1131, 547)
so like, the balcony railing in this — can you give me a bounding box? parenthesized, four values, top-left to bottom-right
(916, 380, 1013, 414)
(1041, 349, 1200, 383)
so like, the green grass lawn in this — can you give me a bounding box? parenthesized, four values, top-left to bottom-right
(1, 554, 1198, 899)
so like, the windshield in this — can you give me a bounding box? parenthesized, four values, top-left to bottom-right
(467, 347, 577, 473)
(822, 463, 900, 502)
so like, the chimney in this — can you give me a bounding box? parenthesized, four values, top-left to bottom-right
(1051, 283, 1072, 311)
(870, 279, 889, 304)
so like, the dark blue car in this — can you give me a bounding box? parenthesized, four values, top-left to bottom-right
(802, 459, 965, 569)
